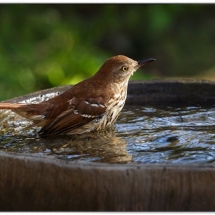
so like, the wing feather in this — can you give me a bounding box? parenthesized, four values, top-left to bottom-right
(39, 96, 107, 135)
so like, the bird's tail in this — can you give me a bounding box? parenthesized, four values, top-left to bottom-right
(0, 103, 24, 110)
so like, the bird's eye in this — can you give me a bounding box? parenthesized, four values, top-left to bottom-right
(122, 66, 128, 72)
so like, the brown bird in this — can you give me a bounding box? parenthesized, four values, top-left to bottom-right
(0, 55, 155, 136)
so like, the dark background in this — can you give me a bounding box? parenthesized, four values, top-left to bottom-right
(0, 4, 215, 100)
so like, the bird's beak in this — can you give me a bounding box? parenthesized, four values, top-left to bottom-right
(137, 58, 156, 68)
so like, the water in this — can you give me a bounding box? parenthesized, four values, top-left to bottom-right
(1, 104, 215, 164)
(118, 106, 215, 164)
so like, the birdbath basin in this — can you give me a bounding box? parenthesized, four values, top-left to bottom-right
(0, 79, 215, 211)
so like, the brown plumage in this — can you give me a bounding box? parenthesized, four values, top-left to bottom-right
(0, 55, 155, 135)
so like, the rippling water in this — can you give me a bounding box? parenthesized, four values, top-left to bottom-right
(1, 105, 215, 164)
(117, 106, 215, 164)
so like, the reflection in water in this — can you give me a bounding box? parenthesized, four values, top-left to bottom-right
(0, 110, 132, 163)
(41, 131, 132, 163)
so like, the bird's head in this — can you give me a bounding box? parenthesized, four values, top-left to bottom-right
(96, 55, 156, 84)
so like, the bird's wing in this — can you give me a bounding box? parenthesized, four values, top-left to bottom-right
(39, 96, 107, 135)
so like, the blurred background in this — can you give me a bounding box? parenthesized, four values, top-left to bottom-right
(0, 4, 215, 100)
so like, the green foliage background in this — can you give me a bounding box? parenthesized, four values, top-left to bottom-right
(0, 4, 215, 100)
